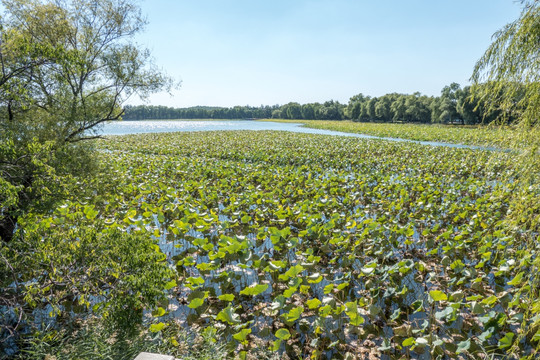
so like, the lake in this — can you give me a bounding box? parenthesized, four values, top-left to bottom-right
(101, 120, 488, 149)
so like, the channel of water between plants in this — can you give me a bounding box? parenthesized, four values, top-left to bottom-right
(100, 120, 497, 151)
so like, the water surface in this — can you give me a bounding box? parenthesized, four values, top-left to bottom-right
(101, 120, 490, 150)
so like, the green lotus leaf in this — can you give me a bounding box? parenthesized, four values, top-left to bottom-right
(429, 290, 448, 302)
(216, 305, 241, 325)
(498, 332, 514, 349)
(307, 298, 322, 309)
(402, 337, 415, 347)
(233, 328, 251, 345)
(240, 283, 268, 296)
(275, 328, 291, 340)
(188, 297, 205, 309)
(218, 294, 235, 302)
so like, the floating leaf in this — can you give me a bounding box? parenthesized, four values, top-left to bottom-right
(498, 332, 514, 349)
(507, 272, 524, 286)
(188, 297, 205, 309)
(306, 298, 322, 309)
(411, 299, 424, 313)
(164, 280, 177, 290)
(394, 324, 412, 337)
(233, 329, 251, 345)
(149, 322, 166, 333)
(323, 284, 334, 294)
(457, 339, 471, 354)
(429, 290, 448, 302)
(240, 283, 268, 296)
(216, 305, 241, 325)
(218, 294, 235, 302)
(307, 273, 323, 284)
(275, 328, 291, 340)
(402, 337, 415, 347)
(283, 306, 304, 323)
(279, 264, 304, 281)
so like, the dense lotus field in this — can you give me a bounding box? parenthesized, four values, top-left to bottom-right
(29, 131, 540, 359)
(271, 120, 540, 149)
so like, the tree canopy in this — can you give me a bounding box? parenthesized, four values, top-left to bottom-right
(0, 0, 172, 241)
(472, 0, 539, 126)
(124, 83, 519, 125)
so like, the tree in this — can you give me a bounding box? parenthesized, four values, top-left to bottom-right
(316, 100, 343, 120)
(390, 95, 406, 122)
(456, 86, 484, 125)
(471, 0, 539, 126)
(271, 108, 282, 119)
(405, 93, 432, 123)
(0, 0, 172, 241)
(375, 95, 391, 121)
(345, 93, 369, 120)
(470, 4, 540, 356)
(438, 83, 462, 123)
(366, 98, 377, 121)
(285, 102, 302, 119)
(301, 103, 315, 120)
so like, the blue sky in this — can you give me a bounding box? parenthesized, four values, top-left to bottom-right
(134, 0, 523, 108)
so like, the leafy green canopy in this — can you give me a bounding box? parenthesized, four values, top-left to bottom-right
(472, 0, 539, 127)
(1, 0, 173, 143)
(470, 0, 539, 231)
(0, 0, 173, 241)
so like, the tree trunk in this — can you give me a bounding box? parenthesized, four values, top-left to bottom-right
(0, 213, 17, 242)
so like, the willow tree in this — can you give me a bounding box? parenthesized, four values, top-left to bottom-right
(471, 0, 539, 128)
(0, 0, 173, 241)
(472, 2, 540, 357)
(471, 0, 539, 206)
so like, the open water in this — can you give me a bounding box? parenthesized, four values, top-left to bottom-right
(101, 120, 491, 150)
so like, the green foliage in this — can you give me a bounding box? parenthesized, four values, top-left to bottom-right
(1, 2, 175, 355)
(216, 305, 241, 325)
(0, 0, 172, 241)
(275, 329, 291, 341)
(124, 81, 517, 124)
(429, 290, 448, 302)
(270, 119, 525, 147)
(471, 4, 540, 356)
(124, 84, 496, 124)
(1, 218, 174, 335)
(2, 119, 538, 359)
(6, 1, 536, 360)
(472, 0, 540, 127)
(124, 100, 347, 121)
(239, 283, 269, 296)
(12, 318, 228, 360)
(79, 130, 538, 359)
(0, 173, 18, 212)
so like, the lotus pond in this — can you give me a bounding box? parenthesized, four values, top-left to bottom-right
(33, 131, 540, 359)
(267, 120, 540, 149)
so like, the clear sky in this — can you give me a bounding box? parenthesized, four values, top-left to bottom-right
(133, 0, 523, 108)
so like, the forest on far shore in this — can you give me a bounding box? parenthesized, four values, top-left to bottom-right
(124, 82, 523, 125)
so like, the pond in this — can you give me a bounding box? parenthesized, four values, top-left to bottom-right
(100, 120, 491, 150)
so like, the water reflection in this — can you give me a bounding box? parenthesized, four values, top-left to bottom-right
(101, 120, 494, 150)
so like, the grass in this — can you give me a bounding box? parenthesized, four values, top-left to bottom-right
(13, 318, 228, 360)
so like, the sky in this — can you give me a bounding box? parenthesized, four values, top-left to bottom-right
(133, 0, 523, 108)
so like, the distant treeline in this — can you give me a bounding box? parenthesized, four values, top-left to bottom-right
(124, 83, 521, 124)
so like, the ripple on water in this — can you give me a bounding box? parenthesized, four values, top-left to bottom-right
(101, 120, 496, 150)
